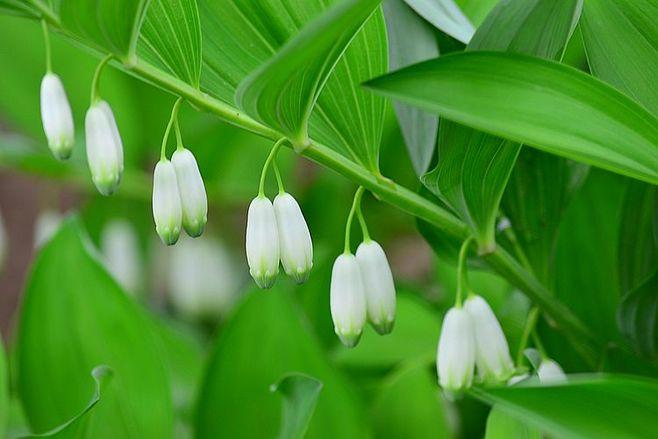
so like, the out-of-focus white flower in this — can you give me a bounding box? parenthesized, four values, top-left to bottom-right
(537, 359, 567, 384)
(153, 159, 183, 246)
(464, 295, 514, 383)
(437, 307, 476, 393)
(34, 210, 62, 248)
(330, 253, 367, 348)
(273, 192, 312, 284)
(40, 73, 75, 160)
(171, 148, 207, 237)
(85, 100, 123, 195)
(355, 240, 396, 334)
(245, 196, 279, 289)
(101, 219, 141, 294)
(168, 236, 243, 320)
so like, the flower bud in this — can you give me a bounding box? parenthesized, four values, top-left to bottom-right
(40, 73, 75, 160)
(437, 307, 475, 392)
(171, 148, 207, 237)
(152, 159, 182, 245)
(464, 295, 514, 383)
(85, 100, 123, 195)
(246, 196, 279, 289)
(355, 240, 396, 334)
(330, 254, 367, 348)
(273, 192, 312, 283)
(537, 359, 566, 384)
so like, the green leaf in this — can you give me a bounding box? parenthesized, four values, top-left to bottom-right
(0, 0, 38, 18)
(271, 373, 323, 439)
(138, 0, 202, 87)
(471, 375, 658, 438)
(371, 361, 453, 438)
(60, 0, 149, 60)
(236, 0, 382, 149)
(365, 51, 658, 185)
(485, 407, 542, 439)
(17, 217, 173, 438)
(198, 0, 387, 172)
(455, 0, 499, 27)
(421, 0, 582, 252)
(383, 0, 439, 176)
(195, 288, 365, 438)
(580, 0, 658, 116)
(21, 366, 113, 439)
(402, 0, 474, 44)
(0, 337, 7, 436)
(618, 271, 658, 360)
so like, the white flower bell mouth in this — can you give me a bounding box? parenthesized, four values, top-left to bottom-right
(273, 192, 313, 284)
(330, 253, 367, 348)
(246, 196, 280, 289)
(355, 240, 396, 334)
(40, 73, 75, 160)
(172, 148, 207, 237)
(437, 306, 476, 393)
(85, 100, 124, 195)
(153, 159, 183, 245)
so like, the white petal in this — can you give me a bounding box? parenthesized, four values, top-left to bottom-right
(101, 220, 142, 293)
(355, 240, 396, 334)
(330, 253, 366, 347)
(537, 359, 567, 384)
(40, 73, 74, 160)
(172, 148, 207, 237)
(437, 307, 475, 392)
(85, 100, 123, 195)
(152, 159, 182, 245)
(273, 192, 313, 283)
(464, 295, 514, 383)
(246, 196, 279, 288)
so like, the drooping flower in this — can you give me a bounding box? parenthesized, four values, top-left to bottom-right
(171, 148, 207, 237)
(437, 307, 476, 393)
(40, 73, 75, 160)
(537, 359, 567, 383)
(273, 192, 313, 283)
(246, 196, 279, 288)
(330, 253, 367, 348)
(152, 159, 182, 245)
(355, 240, 396, 334)
(464, 295, 515, 383)
(85, 100, 123, 195)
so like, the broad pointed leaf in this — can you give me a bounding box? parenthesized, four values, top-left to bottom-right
(271, 373, 323, 439)
(421, 0, 582, 252)
(365, 51, 658, 185)
(17, 217, 173, 438)
(138, 0, 202, 87)
(580, 0, 658, 116)
(402, 0, 474, 44)
(383, 0, 439, 176)
(485, 407, 542, 439)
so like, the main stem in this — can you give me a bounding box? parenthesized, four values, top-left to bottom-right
(34, 10, 602, 363)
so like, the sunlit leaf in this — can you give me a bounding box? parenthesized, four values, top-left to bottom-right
(402, 0, 474, 43)
(485, 407, 542, 439)
(271, 373, 323, 439)
(365, 51, 658, 185)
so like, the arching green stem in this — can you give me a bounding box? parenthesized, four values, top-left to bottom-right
(90, 54, 113, 104)
(174, 118, 184, 151)
(258, 138, 286, 196)
(160, 97, 184, 160)
(355, 197, 371, 243)
(272, 161, 285, 195)
(516, 306, 540, 366)
(456, 236, 475, 307)
(344, 186, 365, 254)
(41, 19, 52, 72)
(532, 329, 548, 360)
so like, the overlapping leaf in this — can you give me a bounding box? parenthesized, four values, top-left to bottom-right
(485, 407, 541, 439)
(383, 0, 439, 176)
(271, 373, 323, 439)
(420, 0, 582, 252)
(138, 0, 202, 87)
(365, 51, 658, 185)
(618, 272, 658, 360)
(402, 0, 473, 43)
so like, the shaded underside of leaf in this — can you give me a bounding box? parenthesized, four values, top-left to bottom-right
(402, 0, 474, 44)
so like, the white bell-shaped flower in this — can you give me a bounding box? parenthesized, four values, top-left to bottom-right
(246, 196, 279, 289)
(171, 148, 207, 237)
(537, 359, 567, 384)
(273, 192, 312, 284)
(40, 73, 75, 160)
(355, 240, 396, 334)
(464, 295, 514, 383)
(152, 159, 182, 245)
(330, 253, 367, 348)
(437, 306, 476, 392)
(85, 100, 124, 195)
